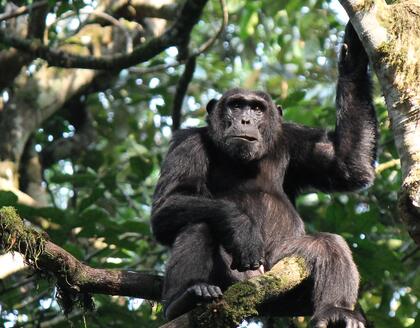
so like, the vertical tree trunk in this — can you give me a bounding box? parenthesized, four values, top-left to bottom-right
(340, 0, 420, 244)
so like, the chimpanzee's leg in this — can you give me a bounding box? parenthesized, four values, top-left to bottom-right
(268, 233, 366, 328)
(162, 223, 223, 320)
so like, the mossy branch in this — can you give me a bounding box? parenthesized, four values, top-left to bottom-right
(0, 207, 163, 312)
(0, 206, 46, 265)
(161, 257, 310, 328)
(0, 206, 310, 323)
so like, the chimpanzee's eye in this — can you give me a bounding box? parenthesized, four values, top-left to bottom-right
(252, 103, 263, 112)
(229, 101, 241, 109)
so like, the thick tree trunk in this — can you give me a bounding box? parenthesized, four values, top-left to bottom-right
(339, 0, 420, 245)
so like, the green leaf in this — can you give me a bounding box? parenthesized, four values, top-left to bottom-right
(239, 3, 261, 38)
(129, 156, 153, 181)
(282, 90, 306, 108)
(80, 207, 110, 222)
(50, 172, 97, 187)
(120, 221, 150, 236)
(0, 191, 18, 207)
(79, 186, 105, 212)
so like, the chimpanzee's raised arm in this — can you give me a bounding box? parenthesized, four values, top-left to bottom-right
(284, 23, 377, 198)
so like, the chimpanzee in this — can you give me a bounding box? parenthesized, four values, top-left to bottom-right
(151, 23, 376, 327)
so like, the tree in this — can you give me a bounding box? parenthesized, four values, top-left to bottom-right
(0, 0, 418, 327)
(339, 0, 420, 246)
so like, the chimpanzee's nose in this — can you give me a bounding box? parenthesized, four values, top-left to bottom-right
(241, 118, 251, 125)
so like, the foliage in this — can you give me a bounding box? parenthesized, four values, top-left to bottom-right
(0, 0, 418, 327)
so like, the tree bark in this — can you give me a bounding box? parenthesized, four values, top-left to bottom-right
(339, 0, 420, 245)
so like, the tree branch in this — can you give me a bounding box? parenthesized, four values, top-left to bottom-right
(160, 257, 310, 328)
(172, 56, 197, 131)
(130, 0, 227, 76)
(0, 0, 49, 89)
(0, 206, 311, 325)
(0, 207, 163, 302)
(195, 0, 228, 55)
(115, 0, 179, 21)
(0, 0, 209, 69)
(375, 158, 400, 175)
(0, 1, 48, 23)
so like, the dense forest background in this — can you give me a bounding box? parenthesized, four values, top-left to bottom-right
(0, 0, 418, 327)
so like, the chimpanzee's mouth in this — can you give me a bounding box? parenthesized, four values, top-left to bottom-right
(231, 135, 258, 142)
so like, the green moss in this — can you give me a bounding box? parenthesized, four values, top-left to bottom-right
(0, 207, 94, 314)
(224, 281, 261, 324)
(191, 257, 309, 327)
(377, 1, 420, 104)
(0, 206, 46, 266)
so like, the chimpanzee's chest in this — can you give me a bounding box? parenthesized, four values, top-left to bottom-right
(207, 158, 288, 213)
(207, 156, 284, 194)
(207, 158, 303, 239)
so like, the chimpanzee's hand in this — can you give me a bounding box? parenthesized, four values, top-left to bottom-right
(339, 22, 369, 78)
(225, 221, 265, 272)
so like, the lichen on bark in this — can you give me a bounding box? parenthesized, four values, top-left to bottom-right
(377, 1, 420, 105)
(369, 0, 420, 245)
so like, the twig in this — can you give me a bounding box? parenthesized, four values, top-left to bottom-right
(402, 245, 420, 262)
(172, 56, 197, 131)
(194, 0, 228, 55)
(0, 275, 36, 295)
(85, 10, 133, 52)
(0, 1, 48, 22)
(129, 61, 181, 75)
(15, 288, 51, 310)
(375, 158, 400, 174)
(169, 0, 227, 130)
(48, 9, 134, 53)
(129, 0, 228, 76)
(0, 0, 209, 69)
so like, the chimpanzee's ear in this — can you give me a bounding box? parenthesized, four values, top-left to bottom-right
(206, 99, 218, 114)
(277, 105, 283, 116)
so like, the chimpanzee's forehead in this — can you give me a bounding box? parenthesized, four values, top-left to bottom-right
(221, 88, 273, 103)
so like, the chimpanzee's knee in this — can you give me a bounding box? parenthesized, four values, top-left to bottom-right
(305, 233, 360, 309)
(271, 232, 359, 309)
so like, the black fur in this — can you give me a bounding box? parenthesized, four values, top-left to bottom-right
(151, 23, 376, 327)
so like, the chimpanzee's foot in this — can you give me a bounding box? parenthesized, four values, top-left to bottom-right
(312, 306, 366, 328)
(165, 283, 223, 320)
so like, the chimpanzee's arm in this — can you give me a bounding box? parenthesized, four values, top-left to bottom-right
(151, 128, 264, 271)
(284, 23, 377, 196)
